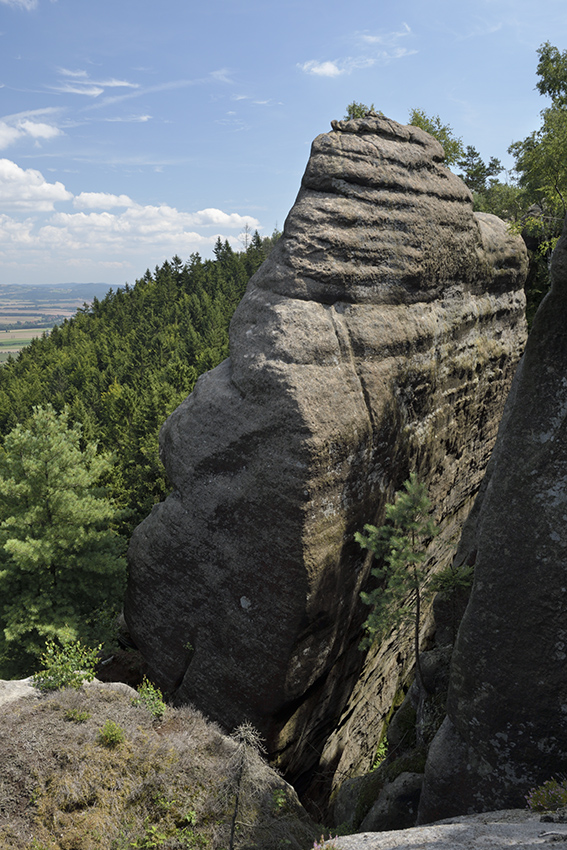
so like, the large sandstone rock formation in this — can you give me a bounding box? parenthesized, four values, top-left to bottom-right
(124, 115, 527, 804)
(418, 215, 567, 823)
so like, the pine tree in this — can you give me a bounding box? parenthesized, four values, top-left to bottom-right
(356, 473, 438, 691)
(0, 405, 126, 677)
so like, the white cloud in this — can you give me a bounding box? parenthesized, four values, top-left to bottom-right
(0, 159, 71, 210)
(0, 214, 35, 248)
(74, 192, 134, 209)
(189, 208, 258, 228)
(299, 60, 343, 78)
(0, 123, 22, 149)
(0, 111, 63, 149)
(18, 120, 62, 139)
(36, 205, 260, 258)
(0, 0, 37, 9)
(0, 160, 262, 282)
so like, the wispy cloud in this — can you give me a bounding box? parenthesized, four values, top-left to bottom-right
(0, 0, 37, 10)
(103, 114, 152, 123)
(456, 18, 503, 39)
(84, 78, 200, 111)
(215, 116, 248, 132)
(359, 22, 412, 45)
(51, 68, 139, 98)
(299, 24, 417, 78)
(210, 68, 234, 84)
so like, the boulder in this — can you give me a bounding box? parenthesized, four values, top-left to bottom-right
(359, 771, 424, 832)
(124, 115, 527, 805)
(419, 215, 567, 822)
(0, 677, 38, 708)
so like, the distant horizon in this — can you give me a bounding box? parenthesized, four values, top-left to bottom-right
(0, 281, 114, 290)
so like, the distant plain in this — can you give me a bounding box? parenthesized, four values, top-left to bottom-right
(0, 283, 111, 361)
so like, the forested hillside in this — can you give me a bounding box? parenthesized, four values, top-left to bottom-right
(0, 233, 277, 535)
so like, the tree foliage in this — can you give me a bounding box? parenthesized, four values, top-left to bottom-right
(509, 106, 567, 222)
(407, 108, 464, 165)
(535, 41, 567, 106)
(456, 145, 503, 195)
(356, 474, 438, 689)
(344, 101, 378, 119)
(0, 405, 125, 676)
(507, 41, 567, 321)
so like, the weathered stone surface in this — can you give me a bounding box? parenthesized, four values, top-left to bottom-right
(419, 215, 567, 823)
(359, 772, 423, 832)
(124, 115, 527, 806)
(320, 810, 564, 849)
(0, 677, 38, 708)
(0, 677, 138, 708)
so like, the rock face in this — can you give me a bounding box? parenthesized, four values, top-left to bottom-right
(418, 215, 567, 823)
(124, 115, 527, 805)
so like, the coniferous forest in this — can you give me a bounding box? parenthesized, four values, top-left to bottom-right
(0, 234, 276, 534)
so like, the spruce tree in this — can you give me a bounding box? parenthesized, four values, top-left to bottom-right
(0, 405, 126, 677)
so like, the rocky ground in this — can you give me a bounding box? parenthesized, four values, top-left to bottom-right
(325, 810, 566, 849)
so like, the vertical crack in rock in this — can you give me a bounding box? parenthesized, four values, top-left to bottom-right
(124, 115, 528, 809)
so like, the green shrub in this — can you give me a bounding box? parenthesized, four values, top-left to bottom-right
(429, 563, 474, 593)
(133, 677, 167, 720)
(97, 719, 125, 748)
(371, 738, 388, 770)
(32, 638, 100, 692)
(526, 777, 567, 811)
(64, 708, 91, 723)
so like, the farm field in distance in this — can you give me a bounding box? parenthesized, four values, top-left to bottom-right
(0, 282, 112, 362)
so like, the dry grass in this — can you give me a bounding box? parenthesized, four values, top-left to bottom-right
(0, 683, 319, 849)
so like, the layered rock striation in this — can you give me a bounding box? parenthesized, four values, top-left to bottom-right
(418, 215, 567, 823)
(124, 115, 527, 803)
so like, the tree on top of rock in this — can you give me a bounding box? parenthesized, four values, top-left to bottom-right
(408, 108, 464, 165)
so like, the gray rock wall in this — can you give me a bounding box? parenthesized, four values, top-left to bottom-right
(124, 115, 527, 805)
(418, 215, 567, 823)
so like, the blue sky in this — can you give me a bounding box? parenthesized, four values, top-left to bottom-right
(0, 0, 566, 287)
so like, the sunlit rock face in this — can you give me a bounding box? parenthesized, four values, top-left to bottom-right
(418, 214, 567, 824)
(125, 115, 527, 805)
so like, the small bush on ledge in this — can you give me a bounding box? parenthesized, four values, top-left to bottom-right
(526, 777, 567, 811)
